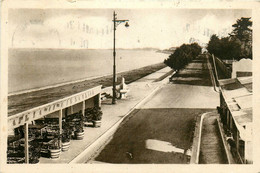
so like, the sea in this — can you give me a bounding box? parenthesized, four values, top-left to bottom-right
(8, 48, 169, 94)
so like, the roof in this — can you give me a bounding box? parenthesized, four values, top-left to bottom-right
(219, 77, 252, 92)
(237, 77, 253, 92)
(7, 85, 102, 130)
(235, 95, 252, 110)
(232, 109, 252, 126)
(219, 76, 252, 141)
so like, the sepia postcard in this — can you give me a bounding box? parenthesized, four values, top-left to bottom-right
(1, 0, 260, 173)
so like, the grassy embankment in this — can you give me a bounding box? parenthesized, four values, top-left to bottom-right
(8, 63, 166, 116)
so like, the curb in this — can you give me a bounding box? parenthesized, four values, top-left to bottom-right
(190, 112, 207, 164)
(101, 68, 174, 96)
(69, 74, 169, 163)
(155, 70, 175, 86)
(153, 70, 175, 82)
(168, 70, 177, 81)
(216, 117, 235, 164)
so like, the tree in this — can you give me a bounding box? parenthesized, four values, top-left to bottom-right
(231, 17, 252, 42)
(207, 34, 221, 57)
(219, 37, 241, 60)
(164, 43, 201, 71)
(207, 17, 252, 60)
(230, 17, 252, 59)
(207, 35, 241, 60)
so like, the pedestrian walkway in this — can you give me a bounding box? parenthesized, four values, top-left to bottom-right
(88, 55, 218, 164)
(39, 66, 173, 163)
(199, 112, 228, 164)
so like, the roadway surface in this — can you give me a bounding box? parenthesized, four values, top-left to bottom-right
(91, 55, 220, 164)
(39, 67, 172, 163)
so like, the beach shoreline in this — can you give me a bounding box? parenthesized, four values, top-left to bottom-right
(8, 62, 167, 117)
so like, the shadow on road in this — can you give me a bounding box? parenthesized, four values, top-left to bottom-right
(94, 108, 214, 164)
(170, 55, 212, 87)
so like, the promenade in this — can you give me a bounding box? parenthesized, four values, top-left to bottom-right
(39, 67, 173, 163)
(90, 55, 222, 164)
(7, 55, 228, 164)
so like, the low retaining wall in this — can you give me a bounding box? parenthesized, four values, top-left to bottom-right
(214, 56, 232, 79)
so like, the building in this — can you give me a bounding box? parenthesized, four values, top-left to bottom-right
(7, 85, 102, 163)
(231, 58, 252, 78)
(218, 76, 252, 163)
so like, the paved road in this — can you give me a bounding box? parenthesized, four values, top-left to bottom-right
(91, 55, 220, 163)
(39, 67, 172, 163)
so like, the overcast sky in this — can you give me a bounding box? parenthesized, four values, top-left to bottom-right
(9, 8, 251, 49)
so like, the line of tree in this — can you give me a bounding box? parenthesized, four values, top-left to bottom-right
(207, 17, 252, 60)
(164, 43, 202, 71)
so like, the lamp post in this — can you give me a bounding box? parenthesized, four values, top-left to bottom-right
(112, 11, 129, 104)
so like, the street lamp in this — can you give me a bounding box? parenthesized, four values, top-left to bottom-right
(112, 11, 129, 104)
